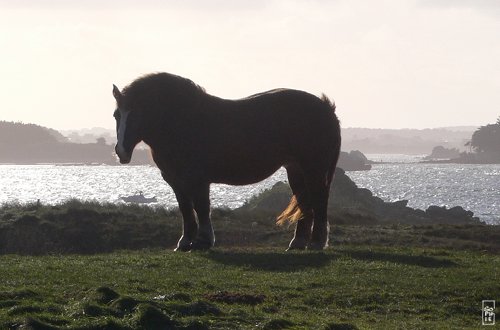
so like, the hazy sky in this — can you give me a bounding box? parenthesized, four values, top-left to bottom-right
(0, 0, 499, 130)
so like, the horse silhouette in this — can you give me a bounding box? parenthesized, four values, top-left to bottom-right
(112, 72, 341, 251)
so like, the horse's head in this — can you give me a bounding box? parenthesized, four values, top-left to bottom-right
(112, 84, 143, 164)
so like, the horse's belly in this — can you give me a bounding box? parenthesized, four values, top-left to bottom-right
(210, 162, 282, 186)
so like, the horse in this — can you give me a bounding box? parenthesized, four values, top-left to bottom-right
(112, 72, 341, 251)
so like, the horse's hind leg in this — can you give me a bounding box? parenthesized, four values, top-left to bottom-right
(191, 183, 215, 250)
(285, 165, 313, 250)
(306, 174, 331, 250)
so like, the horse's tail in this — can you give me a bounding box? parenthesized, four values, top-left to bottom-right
(322, 93, 341, 187)
(277, 195, 303, 225)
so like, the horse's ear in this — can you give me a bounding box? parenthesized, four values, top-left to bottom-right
(113, 84, 122, 102)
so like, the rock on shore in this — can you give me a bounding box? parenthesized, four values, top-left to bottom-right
(237, 168, 481, 225)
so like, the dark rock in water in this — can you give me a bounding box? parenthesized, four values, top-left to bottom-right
(338, 150, 372, 171)
(238, 168, 481, 225)
(424, 146, 461, 160)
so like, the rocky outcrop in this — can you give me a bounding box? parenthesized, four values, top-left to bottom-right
(238, 168, 481, 225)
(424, 146, 460, 160)
(337, 150, 372, 171)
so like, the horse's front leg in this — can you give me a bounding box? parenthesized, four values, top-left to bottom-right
(172, 188, 198, 251)
(191, 183, 215, 250)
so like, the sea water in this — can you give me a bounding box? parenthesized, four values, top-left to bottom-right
(349, 163, 499, 225)
(0, 165, 287, 210)
(0, 160, 498, 224)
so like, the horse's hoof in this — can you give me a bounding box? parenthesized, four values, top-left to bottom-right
(174, 244, 192, 252)
(287, 238, 308, 251)
(286, 245, 306, 251)
(190, 240, 213, 251)
(308, 243, 327, 250)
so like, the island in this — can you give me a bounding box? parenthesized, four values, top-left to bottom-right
(423, 117, 500, 164)
(0, 121, 152, 165)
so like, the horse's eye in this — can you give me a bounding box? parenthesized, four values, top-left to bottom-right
(113, 109, 120, 120)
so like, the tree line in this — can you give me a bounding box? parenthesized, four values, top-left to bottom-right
(469, 117, 500, 154)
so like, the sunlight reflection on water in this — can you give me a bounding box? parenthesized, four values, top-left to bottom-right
(0, 163, 498, 224)
(348, 163, 500, 225)
(0, 165, 287, 209)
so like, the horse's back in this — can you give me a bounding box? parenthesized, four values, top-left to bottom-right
(237, 88, 328, 112)
(205, 89, 340, 174)
(237, 88, 339, 146)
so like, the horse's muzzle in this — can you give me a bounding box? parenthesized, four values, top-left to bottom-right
(115, 144, 132, 164)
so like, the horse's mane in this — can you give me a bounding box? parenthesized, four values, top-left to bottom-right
(121, 72, 206, 112)
(321, 94, 336, 113)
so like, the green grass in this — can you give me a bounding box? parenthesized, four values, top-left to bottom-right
(1, 201, 499, 328)
(0, 246, 498, 329)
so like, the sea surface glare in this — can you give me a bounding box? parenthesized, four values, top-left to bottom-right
(0, 156, 498, 225)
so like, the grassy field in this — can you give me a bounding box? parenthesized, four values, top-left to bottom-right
(0, 201, 499, 329)
(0, 246, 498, 329)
